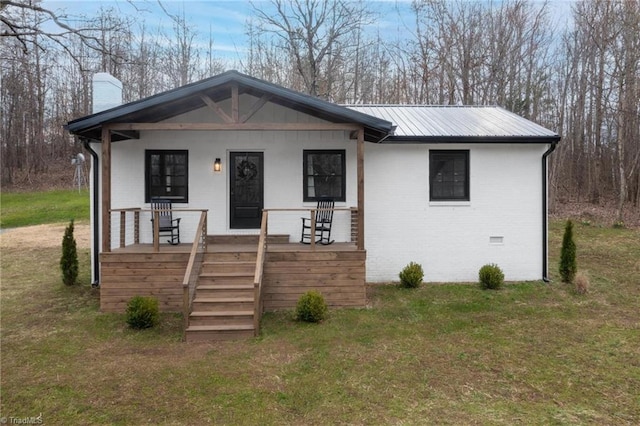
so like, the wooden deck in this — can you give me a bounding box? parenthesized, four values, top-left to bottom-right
(99, 239, 366, 314)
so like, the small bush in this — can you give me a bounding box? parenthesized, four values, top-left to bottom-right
(559, 220, 577, 283)
(573, 271, 589, 295)
(399, 262, 424, 288)
(126, 296, 160, 329)
(60, 219, 79, 286)
(295, 290, 328, 323)
(479, 263, 504, 290)
(613, 220, 625, 229)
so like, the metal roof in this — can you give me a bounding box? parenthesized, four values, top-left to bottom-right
(66, 70, 394, 142)
(345, 105, 560, 144)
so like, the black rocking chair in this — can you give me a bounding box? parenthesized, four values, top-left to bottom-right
(301, 198, 334, 245)
(150, 198, 181, 245)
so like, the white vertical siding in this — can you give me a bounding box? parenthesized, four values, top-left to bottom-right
(364, 143, 546, 283)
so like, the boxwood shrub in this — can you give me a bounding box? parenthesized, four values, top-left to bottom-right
(126, 296, 160, 329)
(479, 263, 504, 290)
(399, 262, 424, 288)
(295, 290, 328, 323)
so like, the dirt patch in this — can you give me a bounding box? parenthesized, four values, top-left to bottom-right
(0, 223, 90, 250)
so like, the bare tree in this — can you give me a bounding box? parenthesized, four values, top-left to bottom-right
(250, 0, 373, 99)
(1, 0, 120, 60)
(159, 4, 201, 88)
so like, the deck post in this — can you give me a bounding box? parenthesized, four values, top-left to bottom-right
(310, 209, 316, 250)
(134, 210, 140, 244)
(153, 210, 160, 252)
(119, 211, 126, 248)
(357, 126, 365, 250)
(101, 126, 111, 253)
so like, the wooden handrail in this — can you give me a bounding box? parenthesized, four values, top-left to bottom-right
(262, 207, 353, 212)
(110, 207, 212, 213)
(182, 210, 208, 339)
(253, 210, 269, 336)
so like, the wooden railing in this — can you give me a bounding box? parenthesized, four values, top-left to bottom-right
(113, 208, 142, 248)
(263, 207, 358, 250)
(253, 210, 269, 336)
(108, 208, 207, 252)
(182, 211, 208, 337)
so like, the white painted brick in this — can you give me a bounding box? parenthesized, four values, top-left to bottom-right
(93, 97, 549, 284)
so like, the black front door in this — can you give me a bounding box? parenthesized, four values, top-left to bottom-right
(230, 152, 264, 229)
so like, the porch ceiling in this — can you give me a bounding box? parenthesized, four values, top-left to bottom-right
(66, 70, 393, 143)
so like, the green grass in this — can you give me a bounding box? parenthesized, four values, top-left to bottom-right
(0, 189, 90, 228)
(1, 219, 639, 424)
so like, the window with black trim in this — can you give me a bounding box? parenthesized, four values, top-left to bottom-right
(429, 150, 469, 201)
(145, 150, 188, 202)
(303, 150, 345, 201)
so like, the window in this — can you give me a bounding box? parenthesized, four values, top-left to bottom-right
(145, 150, 188, 203)
(303, 150, 345, 201)
(429, 150, 469, 201)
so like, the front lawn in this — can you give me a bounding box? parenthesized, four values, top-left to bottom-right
(0, 220, 638, 424)
(0, 189, 90, 228)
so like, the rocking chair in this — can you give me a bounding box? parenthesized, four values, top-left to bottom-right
(150, 198, 181, 245)
(301, 198, 334, 245)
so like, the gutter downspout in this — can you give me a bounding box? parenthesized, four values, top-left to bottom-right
(82, 138, 100, 287)
(542, 140, 559, 283)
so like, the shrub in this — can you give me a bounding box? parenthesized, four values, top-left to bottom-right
(126, 296, 160, 329)
(573, 271, 589, 295)
(559, 220, 577, 283)
(60, 219, 79, 286)
(399, 262, 424, 288)
(295, 290, 328, 323)
(479, 263, 504, 290)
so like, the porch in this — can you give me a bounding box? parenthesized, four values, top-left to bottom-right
(100, 209, 366, 341)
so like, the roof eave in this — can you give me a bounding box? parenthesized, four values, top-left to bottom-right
(65, 71, 394, 140)
(380, 135, 562, 144)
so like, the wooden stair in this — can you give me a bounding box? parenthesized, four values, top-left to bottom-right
(185, 250, 258, 342)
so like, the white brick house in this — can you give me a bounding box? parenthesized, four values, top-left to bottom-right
(67, 71, 560, 286)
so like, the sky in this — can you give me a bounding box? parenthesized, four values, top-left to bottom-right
(41, 0, 574, 66)
(42, 0, 419, 62)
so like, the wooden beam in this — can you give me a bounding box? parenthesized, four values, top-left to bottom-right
(357, 127, 365, 250)
(231, 84, 239, 122)
(111, 130, 139, 140)
(199, 94, 233, 123)
(101, 126, 112, 253)
(108, 122, 362, 132)
(240, 94, 270, 123)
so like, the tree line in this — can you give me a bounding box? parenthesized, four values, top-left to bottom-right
(1, 0, 638, 219)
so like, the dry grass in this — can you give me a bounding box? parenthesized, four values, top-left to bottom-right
(573, 271, 590, 295)
(1, 221, 639, 425)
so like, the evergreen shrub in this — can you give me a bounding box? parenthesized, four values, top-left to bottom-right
(60, 219, 79, 286)
(295, 290, 328, 323)
(479, 263, 504, 290)
(559, 220, 577, 283)
(126, 296, 160, 329)
(399, 262, 424, 288)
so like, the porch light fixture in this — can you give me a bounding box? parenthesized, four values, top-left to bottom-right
(213, 158, 222, 173)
